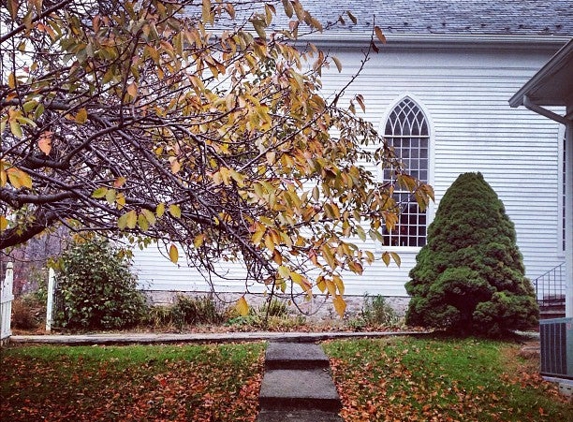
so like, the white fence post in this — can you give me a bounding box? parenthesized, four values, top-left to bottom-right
(46, 268, 55, 333)
(1, 262, 14, 343)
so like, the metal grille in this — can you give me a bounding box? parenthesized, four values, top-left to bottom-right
(383, 98, 429, 247)
(540, 318, 573, 379)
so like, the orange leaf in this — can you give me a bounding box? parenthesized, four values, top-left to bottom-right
(374, 26, 386, 44)
(38, 131, 53, 155)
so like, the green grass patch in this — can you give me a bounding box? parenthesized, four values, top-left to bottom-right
(324, 336, 572, 421)
(1, 342, 265, 421)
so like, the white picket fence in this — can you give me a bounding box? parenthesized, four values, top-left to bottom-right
(1, 262, 14, 343)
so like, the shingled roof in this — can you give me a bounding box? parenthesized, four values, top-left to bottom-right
(299, 0, 572, 36)
(226, 0, 573, 37)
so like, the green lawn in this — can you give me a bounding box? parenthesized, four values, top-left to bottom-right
(2, 337, 571, 421)
(324, 336, 572, 422)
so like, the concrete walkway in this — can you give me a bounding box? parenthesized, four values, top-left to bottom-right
(9, 330, 428, 346)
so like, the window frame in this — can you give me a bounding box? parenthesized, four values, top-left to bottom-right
(379, 95, 434, 249)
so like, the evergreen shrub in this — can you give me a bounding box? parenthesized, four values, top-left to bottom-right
(405, 172, 538, 336)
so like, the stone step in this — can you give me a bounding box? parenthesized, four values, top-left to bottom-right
(259, 368, 342, 412)
(257, 409, 343, 422)
(265, 341, 330, 370)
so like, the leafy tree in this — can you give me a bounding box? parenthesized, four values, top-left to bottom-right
(405, 172, 538, 336)
(54, 236, 146, 329)
(1, 0, 433, 315)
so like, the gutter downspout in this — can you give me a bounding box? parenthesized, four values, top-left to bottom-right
(522, 95, 573, 318)
(566, 106, 573, 319)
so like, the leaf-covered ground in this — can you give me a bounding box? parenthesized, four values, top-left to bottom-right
(324, 337, 572, 422)
(0, 342, 264, 421)
(3, 337, 572, 421)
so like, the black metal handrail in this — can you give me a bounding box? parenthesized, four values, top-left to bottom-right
(534, 263, 566, 308)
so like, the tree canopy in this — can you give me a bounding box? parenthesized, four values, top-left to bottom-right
(1, 0, 433, 315)
(405, 172, 537, 336)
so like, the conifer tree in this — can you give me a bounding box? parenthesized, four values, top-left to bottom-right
(405, 172, 538, 336)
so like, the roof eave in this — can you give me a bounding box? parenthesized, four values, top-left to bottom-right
(301, 32, 572, 50)
(509, 38, 573, 108)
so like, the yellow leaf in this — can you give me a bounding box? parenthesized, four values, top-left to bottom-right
(331, 56, 342, 73)
(7, 168, 32, 189)
(382, 251, 391, 266)
(170, 159, 181, 174)
(278, 265, 290, 279)
(141, 209, 156, 225)
(325, 279, 337, 296)
(127, 82, 138, 98)
(282, 0, 294, 18)
(264, 233, 275, 252)
(390, 252, 401, 267)
(125, 210, 137, 229)
(333, 275, 345, 295)
(156, 203, 165, 217)
(316, 276, 326, 293)
(0, 215, 8, 231)
(333, 295, 347, 318)
(138, 213, 149, 231)
(116, 192, 126, 209)
(236, 296, 249, 316)
(189, 233, 202, 248)
(38, 131, 53, 155)
(7, 72, 16, 88)
(356, 225, 366, 241)
(291, 271, 311, 293)
(0, 165, 6, 187)
(105, 188, 116, 204)
(117, 213, 128, 229)
(202, 0, 213, 25)
(10, 120, 23, 138)
(76, 108, 88, 124)
(169, 244, 179, 263)
(169, 204, 181, 218)
(321, 245, 336, 269)
(252, 226, 265, 245)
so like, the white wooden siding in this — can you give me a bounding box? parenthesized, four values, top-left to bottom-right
(132, 42, 565, 297)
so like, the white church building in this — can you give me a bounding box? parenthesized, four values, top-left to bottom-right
(132, 1, 572, 314)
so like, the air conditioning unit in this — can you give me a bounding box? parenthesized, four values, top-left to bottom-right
(540, 317, 573, 379)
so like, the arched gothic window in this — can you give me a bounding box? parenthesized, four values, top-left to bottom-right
(383, 97, 430, 247)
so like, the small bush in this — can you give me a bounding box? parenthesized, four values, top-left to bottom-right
(171, 295, 223, 326)
(11, 294, 45, 330)
(361, 295, 399, 326)
(54, 236, 147, 330)
(260, 298, 288, 318)
(143, 305, 180, 329)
